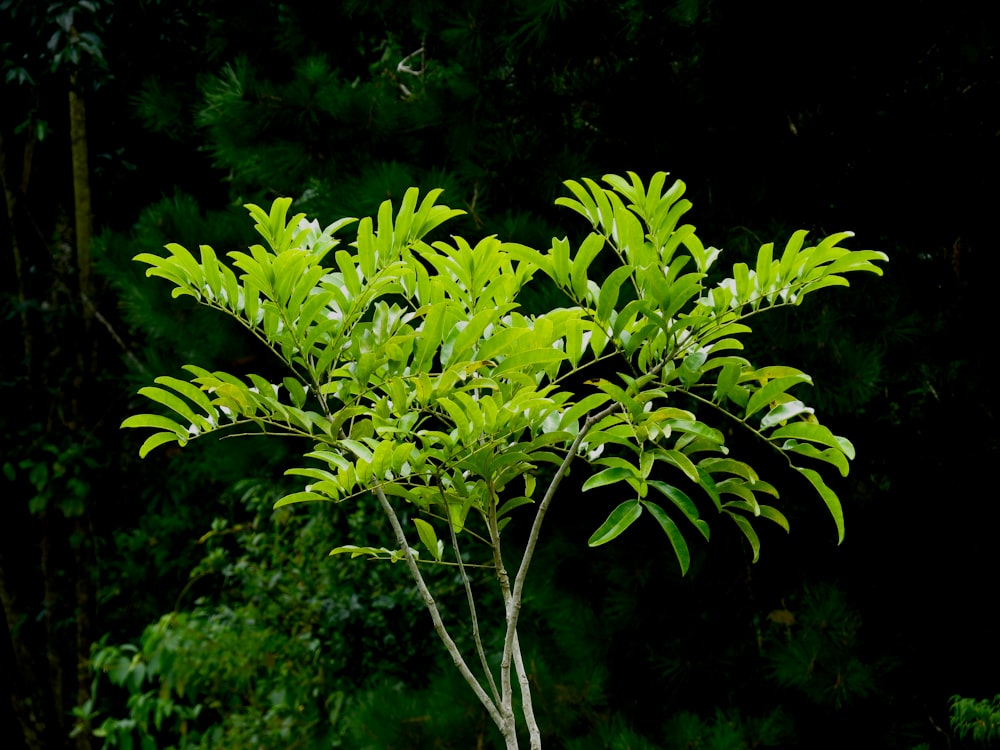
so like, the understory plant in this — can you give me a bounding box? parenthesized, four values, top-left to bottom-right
(122, 171, 886, 748)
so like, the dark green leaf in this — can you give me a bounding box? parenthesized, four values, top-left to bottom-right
(642, 501, 691, 574)
(588, 500, 642, 547)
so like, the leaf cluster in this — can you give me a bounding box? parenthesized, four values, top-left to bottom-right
(124, 171, 886, 575)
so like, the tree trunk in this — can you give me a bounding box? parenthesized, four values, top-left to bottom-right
(69, 71, 93, 326)
(68, 69, 96, 750)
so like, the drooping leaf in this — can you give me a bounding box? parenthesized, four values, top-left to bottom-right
(770, 422, 855, 460)
(588, 499, 643, 547)
(642, 501, 692, 574)
(728, 513, 761, 562)
(796, 466, 845, 544)
(760, 400, 815, 429)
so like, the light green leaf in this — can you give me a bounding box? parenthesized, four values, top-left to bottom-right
(413, 518, 442, 562)
(588, 499, 643, 547)
(760, 400, 815, 429)
(492, 348, 568, 376)
(339, 439, 373, 463)
(745, 375, 812, 419)
(780, 440, 850, 476)
(137, 432, 180, 459)
(596, 266, 635, 322)
(770, 422, 855, 460)
(137, 386, 203, 427)
(274, 491, 331, 508)
(571, 233, 606, 301)
(582, 466, 639, 492)
(778, 229, 810, 282)
(658, 449, 700, 483)
(758, 505, 790, 533)
(714, 362, 742, 403)
(121, 414, 188, 438)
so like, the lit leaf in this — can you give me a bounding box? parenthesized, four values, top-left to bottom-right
(770, 422, 855, 460)
(582, 466, 639, 492)
(760, 400, 814, 429)
(413, 518, 442, 562)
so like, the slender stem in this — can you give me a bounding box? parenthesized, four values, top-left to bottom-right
(487, 487, 516, 736)
(512, 631, 541, 749)
(371, 485, 507, 732)
(448, 516, 501, 706)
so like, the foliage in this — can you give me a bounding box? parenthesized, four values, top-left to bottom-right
(765, 583, 876, 709)
(950, 694, 1000, 746)
(122, 170, 885, 747)
(86, 479, 437, 749)
(660, 707, 793, 749)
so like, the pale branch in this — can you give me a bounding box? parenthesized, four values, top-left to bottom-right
(513, 631, 541, 750)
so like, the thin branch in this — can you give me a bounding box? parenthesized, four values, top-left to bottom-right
(372, 484, 506, 732)
(448, 515, 501, 706)
(512, 632, 541, 749)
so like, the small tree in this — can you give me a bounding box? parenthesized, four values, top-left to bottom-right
(123, 172, 886, 748)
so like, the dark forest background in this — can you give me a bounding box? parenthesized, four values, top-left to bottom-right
(2, 0, 998, 747)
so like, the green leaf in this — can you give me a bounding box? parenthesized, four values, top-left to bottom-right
(658, 449, 700, 483)
(121, 414, 188, 438)
(413, 518, 442, 562)
(778, 229, 809, 282)
(274, 491, 331, 508)
(642, 501, 691, 574)
(647, 480, 710, 541)
(137, 386, 203, 428)
(769, 422, 855, 460)
(745, 375, 812, 419)
(714, 362, 742, 403)
(728, 514, 761, 562)
(283, 377, 308, 409)
(571, 233, 606, 301)
(588, 499, 643, 547)
(780, 440, 850, 476)
(758, 505, 790, 533)
(582, 466, 638, 492)
(596, 265, 635, 322)
(137, 432, 180, 459)
(760, 400, 815, 429)
(497, 495, 535, 518)
(491, 348, 568, 376)
(154, 375, 216, 417)
(795, 466, 845, 544)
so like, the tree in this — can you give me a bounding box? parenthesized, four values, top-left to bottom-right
(122, 171, 886, 748)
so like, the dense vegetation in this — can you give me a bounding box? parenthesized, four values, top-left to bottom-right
(1, 0, 997, 748)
